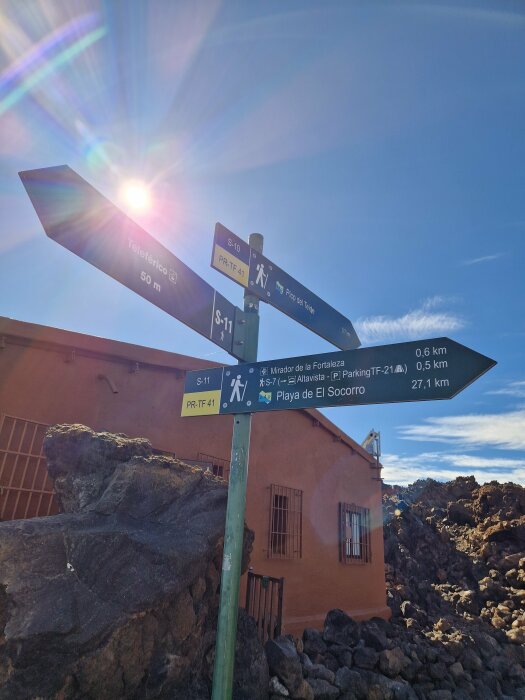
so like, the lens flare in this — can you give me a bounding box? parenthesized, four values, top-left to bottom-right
(0, 25, 106, 117)
(119, 179, 152, 213)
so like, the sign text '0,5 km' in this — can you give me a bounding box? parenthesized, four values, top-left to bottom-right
(19, 165, 248, 361)
(211, 222, 360, 351)
(181, 337, 496, 416)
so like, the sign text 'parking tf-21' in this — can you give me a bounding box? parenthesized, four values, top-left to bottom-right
(19, 166, 248, 360)
(181, 337, 496, 416)
(211, 222, 360, 351)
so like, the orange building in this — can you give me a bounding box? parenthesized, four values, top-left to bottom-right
(0, 315, 389, 636)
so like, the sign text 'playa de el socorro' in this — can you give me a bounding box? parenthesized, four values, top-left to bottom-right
(181, 337, 496, 416)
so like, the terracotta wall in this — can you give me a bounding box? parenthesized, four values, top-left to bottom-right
(0, 341, 231, 461)
(246, 409, 388, 634)
(0, 318, 389, 631)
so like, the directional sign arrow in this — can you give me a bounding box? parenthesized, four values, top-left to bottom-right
(211, 222, 361, 351)
(181, 337, 496, 416)
(19, 166, 248, 361)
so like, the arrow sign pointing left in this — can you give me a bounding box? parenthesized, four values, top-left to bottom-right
(181, 337, 496, 416)
(19, 165, 248, 360)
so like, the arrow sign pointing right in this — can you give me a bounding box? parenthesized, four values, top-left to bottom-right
(181, 337, 496, 416)
(211, 222, 361, 350)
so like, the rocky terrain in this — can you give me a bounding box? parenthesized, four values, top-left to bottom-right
(266, 476, 525, 699)
(2, 426, 525, 699)
(384, 476, 525, 647)
(0, 425, 263, 700)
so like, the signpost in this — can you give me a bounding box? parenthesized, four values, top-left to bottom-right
(211, 233, 261, 700)
(182, 338, 496, 416)
(19, 166, 248, 361)
(20, 164, 497, 700)
(212, 222, 361, 350)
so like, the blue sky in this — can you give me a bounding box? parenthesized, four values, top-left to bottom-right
(0, 1, 524, 485)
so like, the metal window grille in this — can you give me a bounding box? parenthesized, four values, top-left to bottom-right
(155, 450, 230, 482)
(0, 414, 60, 521)
(268, 484, 303, 559)
(197, 452, 230, 481)
(339, 502, 371, 564)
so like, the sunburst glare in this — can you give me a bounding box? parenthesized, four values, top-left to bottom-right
(119, 178, 152, 214)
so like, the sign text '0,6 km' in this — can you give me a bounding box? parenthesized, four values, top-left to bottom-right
(181, 337, 496, 416)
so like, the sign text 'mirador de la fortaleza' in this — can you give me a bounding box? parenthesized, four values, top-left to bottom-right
(181, 337, 496, 416)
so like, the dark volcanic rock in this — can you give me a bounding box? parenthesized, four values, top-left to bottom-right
(265, 635, 305, 697)
(323, 609, 360, 647)
(378, 647, 410, 678)
(447, 501, 474, 526)
(381, 476, 525, 697)
(290, 477, 525, 700)
(483, 518, 525, 544)
(0, 425, 256, 700)
(360, 620, 388, 651)
(334, 666, 367, 697)
(353, 645, 378, 670)
(303, 627, 327, 661)
(233, 609, 270, 700)
(307, 677, 340, 699)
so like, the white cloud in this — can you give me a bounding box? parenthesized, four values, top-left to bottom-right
(446, 454, 525, 469)
(399, 410, 525, 451)
(406, 5, 525, 28)
(488, 380, 525, 398)
(355, 297, 464, 344)
(462, 253, 503, 266)
(381, 450, 525, 486)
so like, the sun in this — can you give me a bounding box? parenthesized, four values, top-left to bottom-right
(119, 179, 152, 213)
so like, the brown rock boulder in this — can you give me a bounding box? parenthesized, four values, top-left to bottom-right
(483, 518, 525, 544)
(0, 425, 256, 700)
(471, 483, 525, 521)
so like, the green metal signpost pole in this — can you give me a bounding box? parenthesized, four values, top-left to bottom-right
(211, 233, 263, 700)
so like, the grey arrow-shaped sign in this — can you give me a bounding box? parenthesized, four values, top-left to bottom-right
(181, 337, 496, 415)
(19, 166, 248, 360)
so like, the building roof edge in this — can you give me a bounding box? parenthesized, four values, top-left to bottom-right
(0, 315, 377, 463)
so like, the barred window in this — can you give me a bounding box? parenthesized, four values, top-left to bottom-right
(268, 484, 303, 559)
(339, 503, 371, 564)
(197, 452, 230, 481)
(0, 414, 59, 520)
(211, 463, 224, 478)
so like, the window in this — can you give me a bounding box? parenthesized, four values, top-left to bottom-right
(339, 503, 371, 564)
(268, 484, 303, 559)
(211, 463, 224, 479)
(0, 414, 60, 520)
(197, 452, 230, 481)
